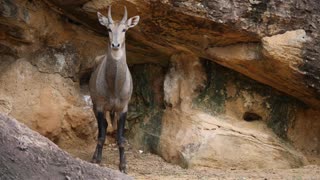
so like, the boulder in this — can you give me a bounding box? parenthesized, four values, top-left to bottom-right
(160, 109, 307, 169)
(0, 113, 131, 180)
(0, 58, 96, 146)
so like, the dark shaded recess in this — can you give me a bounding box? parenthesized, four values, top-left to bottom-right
(243, 112, 262, 122)
(45, 0, 107, 36)
(142, 111, 163, 154)
(130, 64, 165, 109)
(0, 24, 31, 44)
(267, 96, 300, 140)
(0, 0, 18, 18)
(195, 59, 226, 114)
(51, 0, 90, 6)
(128, 64, 165, 153)
(131, 65, 155, 107)
(0, 44, 17, 57)
(64, 15, 82, 26)
(79, 69, 92, 86)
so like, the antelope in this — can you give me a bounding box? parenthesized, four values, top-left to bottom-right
(89, 6, 139, 173)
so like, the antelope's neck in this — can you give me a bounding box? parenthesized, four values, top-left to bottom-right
(110, 48, 124, 60)
(105, 45, 128, 96)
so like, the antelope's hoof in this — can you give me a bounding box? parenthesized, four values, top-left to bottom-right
(119, 164, 127, 174)
(91, 158, 101, 164)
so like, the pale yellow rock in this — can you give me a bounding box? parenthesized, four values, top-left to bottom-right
(262, 29, 307, 64)
(0, 58, 96, 146)
(0, 97, 12, 115)
(160, 109, 308, 169)
(164, 52, 206, 111)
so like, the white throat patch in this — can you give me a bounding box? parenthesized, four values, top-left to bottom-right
(111, 49, 124, 60)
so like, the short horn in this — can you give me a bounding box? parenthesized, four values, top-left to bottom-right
(121, 6, 127, 23)
(108, 5, 114, 23)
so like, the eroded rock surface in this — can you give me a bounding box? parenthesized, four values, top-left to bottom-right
(154, 54, 309, 169)
(0, 57, 96, 147)
(36, 0, 320, 107)
(0, 113, 131, 180)
(160, 109, 307, 169)
(0, 0, 101, 148)
(206, 30, 315, 106)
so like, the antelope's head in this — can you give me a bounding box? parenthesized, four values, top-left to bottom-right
(97, 6, 140, 51)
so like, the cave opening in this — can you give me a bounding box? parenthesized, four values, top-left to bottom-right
(243, 112, 262, 122)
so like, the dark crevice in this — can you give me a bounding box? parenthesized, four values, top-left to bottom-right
(64, 16, 82, 26)
(243, 112, 262, 122)
(79, 70, 92, 86)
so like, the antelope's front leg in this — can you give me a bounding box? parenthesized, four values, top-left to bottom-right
(117, 112, 127, 173)
(92, 111, 107, 164)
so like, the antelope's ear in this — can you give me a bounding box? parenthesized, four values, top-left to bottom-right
(97, 12, 109, 26)
(127, 16, 140, 28)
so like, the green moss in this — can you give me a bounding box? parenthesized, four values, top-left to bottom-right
(267, 96, 302, 139)
(127, 64, 165, 152)
(132, 65, 155, 107)
(193, 60, 306, 139)
(193, 61, 227, 114)
(128, 59, 307, 150)
(141, 110, 163, 153)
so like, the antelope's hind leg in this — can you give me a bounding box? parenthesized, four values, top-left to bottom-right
(117, 111, 127, 173)
(92, 110, 108, 164)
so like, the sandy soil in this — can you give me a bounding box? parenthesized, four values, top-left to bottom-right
(65, 141, 320, 180)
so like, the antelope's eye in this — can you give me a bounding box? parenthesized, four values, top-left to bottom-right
(122, 29, 127, 32)
(107, 29, 112, 32)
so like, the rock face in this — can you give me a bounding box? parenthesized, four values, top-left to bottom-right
(1, 0, 320, 170)
(0, 113, 131, 180)
(0, 0, 103, 148)
(207, 29, 314, 106)
(157, 54, 308, 169)
(0, 57, 97, 147)
(160, 109, 307, 169)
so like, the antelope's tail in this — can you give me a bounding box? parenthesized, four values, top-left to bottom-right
(110, 111, 117, 129)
